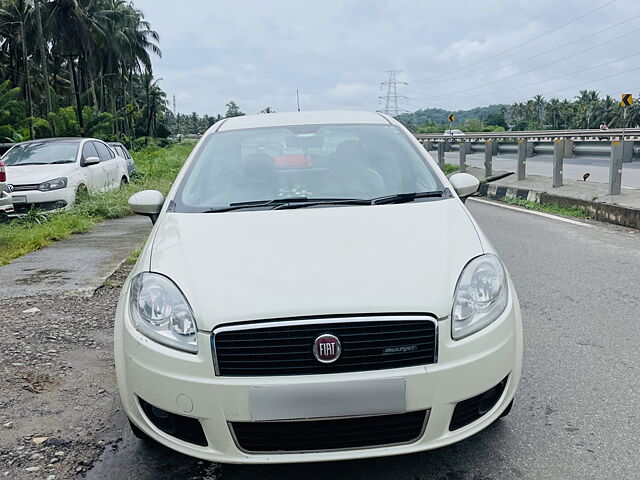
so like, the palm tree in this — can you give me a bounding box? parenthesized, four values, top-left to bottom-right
(598, 95, 617, 127)
(546, 98, 561, 129)
(575, 90, 600, 129)
(533, 94, 545, 127)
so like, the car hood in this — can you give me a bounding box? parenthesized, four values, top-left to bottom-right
(149, 199, 485, 331)
(5, 164, 76, 185)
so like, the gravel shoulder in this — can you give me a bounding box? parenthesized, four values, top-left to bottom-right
(0, 264, 132, 479)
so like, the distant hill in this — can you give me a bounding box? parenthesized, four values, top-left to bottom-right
(396, 104, 508, 127)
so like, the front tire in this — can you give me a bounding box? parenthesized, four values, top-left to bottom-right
(75, 184, 89, 204)
(120, 176, 129, 188)
(128, 419, 154, 444)
(499, 399, 514, 418)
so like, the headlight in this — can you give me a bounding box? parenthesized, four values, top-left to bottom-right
(129, 273, 198, 353)
(451, 254, 508, 340)
(38, 177, 67, 191)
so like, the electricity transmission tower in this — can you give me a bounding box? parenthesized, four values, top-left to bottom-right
(378, 70, 407, 117)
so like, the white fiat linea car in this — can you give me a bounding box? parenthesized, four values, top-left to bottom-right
(116, 111, 523, 464)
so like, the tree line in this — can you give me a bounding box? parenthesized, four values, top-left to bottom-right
(0, 0, 177, 144)
(399, 90, 640, 133)
(509, 90, 639, 130)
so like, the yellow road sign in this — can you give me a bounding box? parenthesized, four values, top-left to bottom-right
(448, 114, 455, 122)
(620, 93, 633, 107)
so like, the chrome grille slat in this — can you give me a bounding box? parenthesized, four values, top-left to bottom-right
(11, 183, 40, 191)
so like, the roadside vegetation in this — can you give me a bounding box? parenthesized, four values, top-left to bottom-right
(0, 0, 250, 146)
(444, 164, 460, 175)
(398, 90, 640, 134)
(501, 196, 590, 219)
(0, 141, 195, 266)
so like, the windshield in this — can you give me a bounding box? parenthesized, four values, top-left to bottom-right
(174, 124, 443, 212)
(3, 142, 79, 166)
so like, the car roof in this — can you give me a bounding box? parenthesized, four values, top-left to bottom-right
(107, 142, 125, 147)
(216, 110, 390, 132)
(17, 137, 84, 145)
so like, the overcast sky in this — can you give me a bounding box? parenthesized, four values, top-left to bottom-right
(135, 0, 640, 116)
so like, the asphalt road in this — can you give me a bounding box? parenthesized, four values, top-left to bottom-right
(445, 152, 640, 189)
(88, 200, 640, 480)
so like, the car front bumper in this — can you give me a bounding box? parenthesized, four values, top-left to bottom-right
(115, 280, 523, 464)
(0, 190, 13, 213)
(10, 188, 75, 212)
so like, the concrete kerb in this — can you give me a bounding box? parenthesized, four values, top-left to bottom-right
(0, 216, 151, 300)
(478, 182, 640, 229)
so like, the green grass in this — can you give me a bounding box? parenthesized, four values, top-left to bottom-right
(0, 141, 196, 266)
(127, 248, 141, 265)
(444, 164, 460, 175)
(501, 196, 590, 219)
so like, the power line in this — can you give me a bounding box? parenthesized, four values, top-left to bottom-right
(412, 13, 640, 86)
(451, 51, 640, 99)
(407, 51, 640, 102)
(404, 64, 640, 114)
(412, 0, 618, 83)
(410, 25, 640, 100)
(538, 65, 640, 97)
(378, 70, 407, 117)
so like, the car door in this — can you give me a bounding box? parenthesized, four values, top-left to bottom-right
(113, 145, 133, 176)
(93, 141, 118, 190)
(80, 141, 103, 193)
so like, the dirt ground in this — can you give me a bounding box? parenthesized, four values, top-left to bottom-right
(0, 264, 132, 479)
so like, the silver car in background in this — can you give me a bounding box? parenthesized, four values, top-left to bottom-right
(108, 142, 137, 177)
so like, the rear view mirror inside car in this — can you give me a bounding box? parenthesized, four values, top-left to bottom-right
(285, 135, 324, 149)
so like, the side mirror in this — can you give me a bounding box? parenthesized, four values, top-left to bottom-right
(449, 173, 480, 202)
(128, 190, 165, 224)
(83, 156, 100, 166)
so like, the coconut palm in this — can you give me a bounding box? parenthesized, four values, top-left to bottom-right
(546, 98, 561, 129)
(533, 94, 545, 127)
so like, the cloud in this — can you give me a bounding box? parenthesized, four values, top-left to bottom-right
(135, 0, 640, 115)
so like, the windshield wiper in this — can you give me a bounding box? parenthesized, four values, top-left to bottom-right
(203, 197, 370, 213)
(272, 197, 372, 210)
(371, 190, 445, 205)
(50, 160, 75, 164)
(201, 192, 446, 213)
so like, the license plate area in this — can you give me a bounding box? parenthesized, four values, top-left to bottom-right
(11, 195, 27, 204)
(249, 378, 406, 421)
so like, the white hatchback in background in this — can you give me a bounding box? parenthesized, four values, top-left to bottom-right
(116, 110, 523, 464)
(2, 137, 129, 213)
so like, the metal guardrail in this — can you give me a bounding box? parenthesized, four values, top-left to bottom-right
(416, 129, 636, 196)
(416, 128, 640, 141)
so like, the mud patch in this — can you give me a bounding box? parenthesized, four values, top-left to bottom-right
(15, 268, 71, 286)
(20, 371, 61, 394)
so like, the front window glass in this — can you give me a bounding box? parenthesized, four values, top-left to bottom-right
(94, 141, 114, 160)
(3, 142, 79, 166)
(174, 124, 441, 211)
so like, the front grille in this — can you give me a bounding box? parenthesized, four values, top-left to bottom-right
(13, 200, 67, 213)
(212, 316, 437, 376)
(12, 184, 39, 191)
(231, 410, 427, 452)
